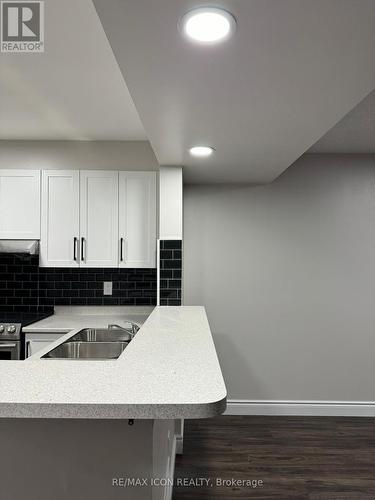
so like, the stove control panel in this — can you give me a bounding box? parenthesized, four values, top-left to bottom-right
(0, 323, 21, 339)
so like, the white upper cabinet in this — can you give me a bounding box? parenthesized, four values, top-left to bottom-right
(37, 169, 156, 268)
(0, 170, 41, 239)
(80, 170, 119, 268)
(40, 171, 80, 267)
(119, 172, 156, 268)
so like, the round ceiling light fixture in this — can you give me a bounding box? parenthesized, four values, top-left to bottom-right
(189, 146, 215, 157)
(180, 7, 236, 44)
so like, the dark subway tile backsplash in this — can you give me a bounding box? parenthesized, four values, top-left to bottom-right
(0, 253, 50, 313)
(159, 240, 182, 306)
(0, 253, 157, 311)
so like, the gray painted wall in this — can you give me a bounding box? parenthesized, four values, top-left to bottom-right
(0, 140, 159, 170)
(184, 154, 375, 402)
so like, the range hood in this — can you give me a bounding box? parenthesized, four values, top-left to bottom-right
(0, 240, 39, 254)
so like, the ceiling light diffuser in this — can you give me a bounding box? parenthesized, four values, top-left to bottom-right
(189, 146, 214, 157)
(180, 8, 236, 44)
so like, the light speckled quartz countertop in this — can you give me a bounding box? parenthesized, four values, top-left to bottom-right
(0, 306, 227, 419)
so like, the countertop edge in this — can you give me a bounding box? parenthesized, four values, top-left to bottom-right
(0, 396, 227, 419)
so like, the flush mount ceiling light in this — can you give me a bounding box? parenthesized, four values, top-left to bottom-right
(180, 7, 236, 44)
(189, 146, 215, 157)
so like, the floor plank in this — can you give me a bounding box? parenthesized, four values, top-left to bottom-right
(173, 416, 375, 499)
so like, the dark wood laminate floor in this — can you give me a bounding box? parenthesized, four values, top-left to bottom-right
(173, 415, 375, 500)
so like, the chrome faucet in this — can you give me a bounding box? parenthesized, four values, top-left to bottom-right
(108, 322, 139, 339)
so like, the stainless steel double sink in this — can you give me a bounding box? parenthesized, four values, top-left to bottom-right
(42, 341, 128, 360)
(42, 325, 139, 360)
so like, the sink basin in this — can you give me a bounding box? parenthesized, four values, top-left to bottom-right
(69, 328, 133, 343)
(42, 341, 128, 360)
(41, 323, 139, 360)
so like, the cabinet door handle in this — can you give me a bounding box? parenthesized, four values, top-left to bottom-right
(81, 237, 85, 262)
(26, 340, 31, 358)
(73, 237, 78, 261)
(120, 237, 124, 262)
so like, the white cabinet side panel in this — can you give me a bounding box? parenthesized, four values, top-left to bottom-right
(159, 167, 182, 240)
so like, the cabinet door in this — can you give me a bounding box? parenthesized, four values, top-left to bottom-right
(25, 333, 66, 358)
(0, 170, 40, 239)
(40, 170, 80, 267)
(80, 170, 119, 268)
(119, 172, 156, 268)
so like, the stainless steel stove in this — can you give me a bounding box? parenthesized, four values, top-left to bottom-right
(0, 312, 54, 360)
(0, 323, 21, 360)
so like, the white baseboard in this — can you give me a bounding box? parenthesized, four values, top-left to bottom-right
(225, 400, 375, 417)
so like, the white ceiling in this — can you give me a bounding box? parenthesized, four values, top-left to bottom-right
(94, 0, 375, 183)
(309, 89, 375, 153)
(0, 0, 146, 140)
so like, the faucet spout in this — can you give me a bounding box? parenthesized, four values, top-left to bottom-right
(108, 323, 139, 339)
